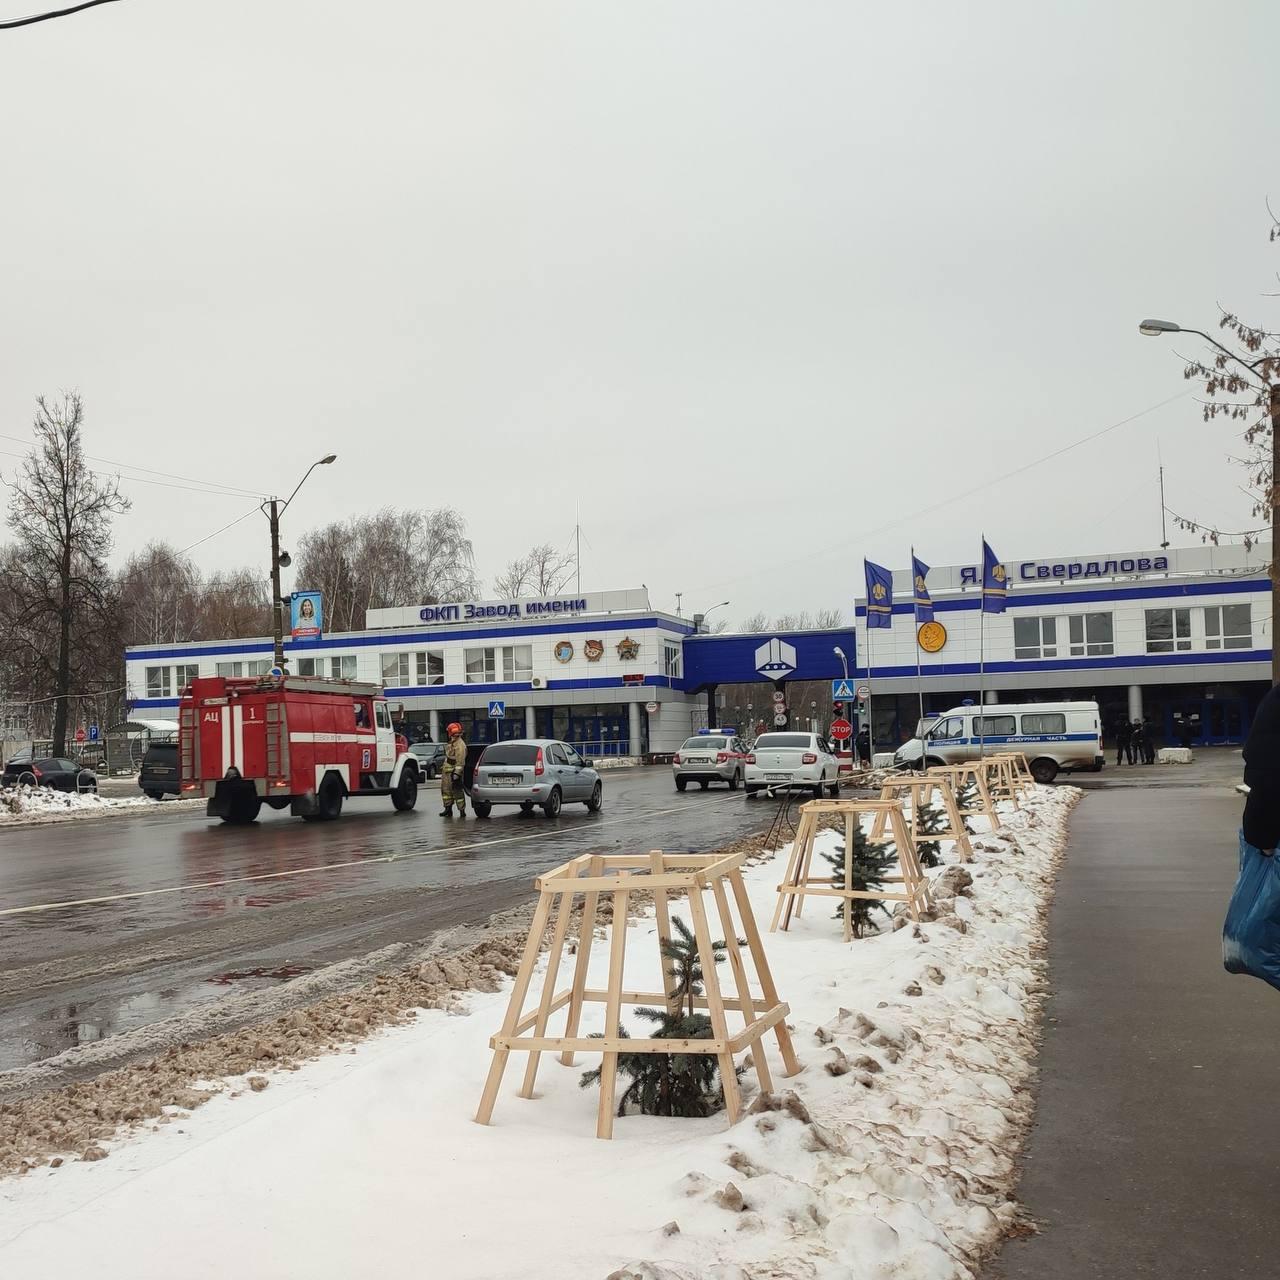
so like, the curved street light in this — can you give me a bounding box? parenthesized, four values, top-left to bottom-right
(1140, 316, 1280, 684)
(267, 454, 338, 668)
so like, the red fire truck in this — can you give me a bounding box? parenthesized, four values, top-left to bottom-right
(178, 674, 420, 824)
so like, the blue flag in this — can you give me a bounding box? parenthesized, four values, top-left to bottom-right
(911, 554, 933, 623)
(864, 559, 894, 629)
(981, 539, 1008, 614)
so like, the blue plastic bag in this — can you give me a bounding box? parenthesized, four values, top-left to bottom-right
(1223, 830, 1280, 991)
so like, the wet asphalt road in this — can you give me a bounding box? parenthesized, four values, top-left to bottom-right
(0, 766, 770, 1073)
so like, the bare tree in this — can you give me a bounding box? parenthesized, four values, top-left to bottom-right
(738, 611, 768, 632)
(198, 567, 271, 639)
(813, 607, 844, 628)
(1, 394, 130, 753)
(295, 507, 479, 631)
(117, 541, 204, 646)
(1144, 209, 1280, 682)
(493, 542, 576, 597)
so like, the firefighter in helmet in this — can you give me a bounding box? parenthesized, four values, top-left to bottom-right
(440, 721, 467, 817)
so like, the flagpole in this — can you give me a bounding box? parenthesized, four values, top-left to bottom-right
(978, 536, 987, 760)
(865, 610, 874, 769)
(912, 546, 925, 771)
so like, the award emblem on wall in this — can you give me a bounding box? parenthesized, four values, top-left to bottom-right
(616, 636, 640, 661)
(553, 640, 574, 664)
(917, 621, 947, 653)
(584, 638, 604, 662)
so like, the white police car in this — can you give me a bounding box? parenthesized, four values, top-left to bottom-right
(672, 729, 749, 791)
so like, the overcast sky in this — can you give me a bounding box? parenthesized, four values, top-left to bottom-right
(2, 1, 1276, 624)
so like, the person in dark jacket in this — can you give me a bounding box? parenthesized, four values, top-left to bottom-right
(1141, 716, 1158, 764)
(1115, 719, 1133, 766)
(1176, 716, 1193, 750)
(1243, 685, 1280, 853)
(856, 725, 871, 767)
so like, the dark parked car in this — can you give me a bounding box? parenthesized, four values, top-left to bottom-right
(408, 741, 446, 780)
(2, 756, 97, 792)
(138, 741, 181, 799)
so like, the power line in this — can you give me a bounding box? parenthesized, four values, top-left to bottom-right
(0, 432, 266, 499)
(179, 504, 262, 554)
(687, 390, 1193, 600)
(0, 447, 264, 501)
(0, 0, 122, 29)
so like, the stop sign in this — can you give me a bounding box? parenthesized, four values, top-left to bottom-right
(830, 718, 853, 741)
(74, 727, 86, 743)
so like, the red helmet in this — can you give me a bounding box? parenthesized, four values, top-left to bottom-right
(447, 722, 462, 736)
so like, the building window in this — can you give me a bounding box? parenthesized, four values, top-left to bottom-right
(1068, 612, 1114, 657)
(416, 650, 445, 685)
(663, 642, 681, 679)
(501, 645, 532, 682)
(1021, 712, 1067, 735)
(973, 714, 1017, 737)
(381, 652, 412, 685)
(465, 647, 497, 683)
(174, 664, 199, 692)
(216, 659, 272, 677)
(1013, 616, 1057, 660)
(1145, 608, 1191, 654)
(298, 655, 355, 679)
(146, 666, 171, 698)
(1205, 604, 1251, 650)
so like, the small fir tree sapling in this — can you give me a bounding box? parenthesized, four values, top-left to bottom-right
(821, 823, 899, 938)
(912, 798, 950, 868)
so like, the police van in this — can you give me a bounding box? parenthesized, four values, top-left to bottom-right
(893, 700, 1103, 783)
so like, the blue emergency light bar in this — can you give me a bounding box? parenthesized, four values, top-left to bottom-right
(697, 727, 738, 735)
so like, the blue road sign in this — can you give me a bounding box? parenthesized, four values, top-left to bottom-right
(88, 724, 100, 742)
(488, 700, 506, 719)
(832, 678, 857, 700)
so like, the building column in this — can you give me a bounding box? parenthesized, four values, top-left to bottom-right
(525, 705, 537, 738)
(1128, 683, 1144, 722)
(429, 708, 440, 741)
(705, 683, 718, 731)
(628, 701, 642, 758)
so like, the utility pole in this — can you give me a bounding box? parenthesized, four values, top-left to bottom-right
(269, 497, 285, 669)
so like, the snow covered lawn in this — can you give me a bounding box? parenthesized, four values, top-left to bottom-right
(0, 787, 202, 827)
(0, 786, 1079, 1279)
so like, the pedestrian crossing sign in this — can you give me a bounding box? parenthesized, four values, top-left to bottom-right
(831, 679, 857, 700)
(488, 700, 506, 719)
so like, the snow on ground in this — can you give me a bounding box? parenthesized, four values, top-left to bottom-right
(0, 786, 1079, 1279)
(0, 787, 202, 827)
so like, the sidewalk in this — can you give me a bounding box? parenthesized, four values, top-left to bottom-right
(992, 764, 1280, 1278)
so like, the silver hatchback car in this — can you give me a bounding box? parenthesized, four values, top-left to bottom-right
(470, 739, 603, 819)
(672, 732, 748, 792)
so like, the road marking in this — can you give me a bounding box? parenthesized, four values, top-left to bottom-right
(0, 794, 749, 918)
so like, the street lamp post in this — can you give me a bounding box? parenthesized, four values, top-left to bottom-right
(692, 600, 731, 634)
(833, 645, 849, 683)
(1140, 319, 1280, 684)
(267, 454, 337, 669)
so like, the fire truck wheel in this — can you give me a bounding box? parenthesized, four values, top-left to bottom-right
(318, 777, 344, 821)
(392, 769, 418, 812)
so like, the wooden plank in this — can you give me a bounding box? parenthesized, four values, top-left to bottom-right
(546, 871, 699, 893)
(494, 1033, 728, 1054)
(649, 849, 679, 1015)
(596, 883, 630, 1139)
(512, 987, 573, 1034)
(580, 988, 760, 1011)
(475, 887, 554, 1126)
(558, 855, 603, 1066)
(711, 873, 771, 1095)
(519, 888, 575, 1099)
(842, 808, 853, 943)
(727, 1001, 790, 1053)
(688, 886, 740, 1124)
(729, 866, 799, 1076)
(771, 807, 809, 932)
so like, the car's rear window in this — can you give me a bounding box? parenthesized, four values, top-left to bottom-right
(682, 737, 727, 750)
(147, 744, 178, 759)
(753, 734, 812, 749)
(481, 744, 540, 765)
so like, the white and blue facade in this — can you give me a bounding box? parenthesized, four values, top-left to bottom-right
(124, 588, 855, 757)
(854, 544, 1273, 747)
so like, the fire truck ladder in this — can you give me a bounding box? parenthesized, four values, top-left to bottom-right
(265, 701, 290, 787)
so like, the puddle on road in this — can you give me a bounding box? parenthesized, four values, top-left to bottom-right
(0, 964, 314, 1072)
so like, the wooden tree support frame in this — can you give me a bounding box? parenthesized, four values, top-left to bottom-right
(872, 775, 973, 862)
(927, 762, 1002, 829)
(992, 751, 1037, 793)
(980, 755, 1024, 807)
(770, 799, 933, 943)
(475, 849, 799, 1140)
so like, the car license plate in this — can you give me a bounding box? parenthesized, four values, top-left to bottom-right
(686, 756, 709, 764)
(152, 767, 172, 774)
(490, 774, 521, 786)
(765, 772, 790, 781)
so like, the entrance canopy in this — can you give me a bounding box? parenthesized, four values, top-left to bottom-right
(682, 628, 856, 694)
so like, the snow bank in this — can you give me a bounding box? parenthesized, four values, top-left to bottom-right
(0, 786, 1079, 1280)
(0, 787, 200, 827)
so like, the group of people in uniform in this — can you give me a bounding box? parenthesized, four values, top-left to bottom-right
(1113, 717, 1158, 766)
